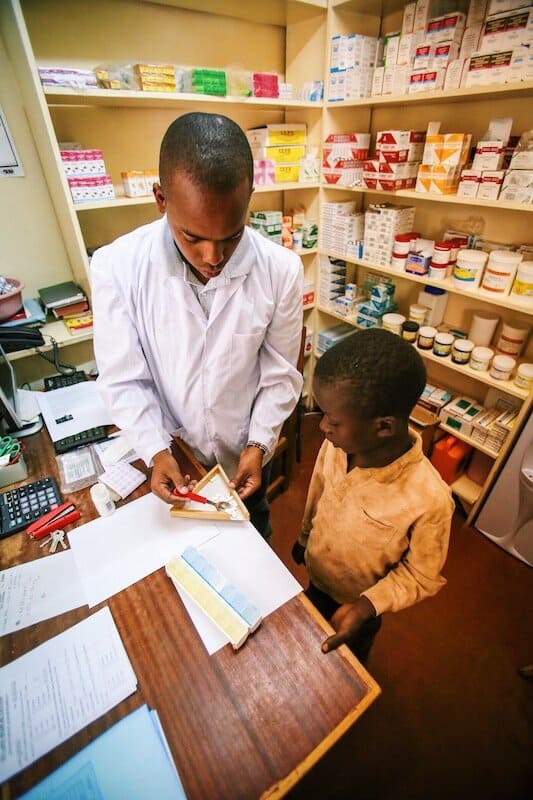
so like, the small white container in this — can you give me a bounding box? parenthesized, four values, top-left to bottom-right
(451, 338, 474, 365)
(470, 346, 494, 371)
(409, 303, 427, 325)
(433, 332, 454, 357)
(511, 261, 533, 299)
(514, 363, 533, 391)
(90, 481, 116, 516)
(453, 249, 488, 290)
(391, 253, 407, 270)
(428, 261, 447, 280)
(417, 325, 437, 350)
(382, 312, 405, 335)
(480, 250, 522, 296)
(489, 354, 516, 381)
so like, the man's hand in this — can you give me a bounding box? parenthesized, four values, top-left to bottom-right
(322, 596, 376, 654)
(229, 446, 263, 501)
(151, 449, 196, 504)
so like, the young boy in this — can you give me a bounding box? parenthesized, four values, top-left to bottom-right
(292, 328, 454, 663)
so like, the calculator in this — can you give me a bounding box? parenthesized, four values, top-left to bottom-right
(0, 476, 62, 538)
(44, 370, 87, 391)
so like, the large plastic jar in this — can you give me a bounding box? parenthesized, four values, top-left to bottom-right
(409, 303, 427, 325)
(418, 286, 448, 326)
(453, 249, 488, 290)
(451, 338, 474, 365)
(470, 346, 494, 371)
(468, 312, 500, 346)
(489, 354, 516, 381)
(417, 325, 437, 350)
(433, 332, 454, 357)
(382, 312, 405, 335)
(514, 363, 533, 391)
(511, 261, 533, 299)
(480, 250, 522, 295)
(495, 322, 530, 357)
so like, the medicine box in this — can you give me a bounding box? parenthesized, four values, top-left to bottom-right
(246, 124, 307, 148)
(60, 149, 106, 177)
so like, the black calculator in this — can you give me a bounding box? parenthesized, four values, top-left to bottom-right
(44, 370, 87, 391)
(0, 476, 62, 538)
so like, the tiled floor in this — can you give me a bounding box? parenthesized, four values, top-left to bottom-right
(269, 413, 532, 800)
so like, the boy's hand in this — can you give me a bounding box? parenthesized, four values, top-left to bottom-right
(291, 540, 306, 565)
(321, 596, 376, 654)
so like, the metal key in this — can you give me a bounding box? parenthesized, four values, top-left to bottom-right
(49, 530, 66, 553)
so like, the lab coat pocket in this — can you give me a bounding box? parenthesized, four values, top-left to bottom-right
(230, 332, 264, 386)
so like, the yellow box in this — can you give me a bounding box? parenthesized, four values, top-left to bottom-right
(274, 163, 301, 183)
(251, 145, 305, 164)
(134, 63, 175, 76)
(247, 124, 307, 148)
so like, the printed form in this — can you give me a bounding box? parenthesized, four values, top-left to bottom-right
(0, 606, 137, 783)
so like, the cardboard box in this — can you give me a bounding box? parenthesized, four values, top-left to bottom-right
(477, 169, 505, 199)
(472, 140, 505, 170)
(458, 168, 482, 197)
(251, 145, 305, 164)
(247, 124, 307, 147)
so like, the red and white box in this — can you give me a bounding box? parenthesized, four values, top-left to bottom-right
(426, 12, 466, 45)
(472, 140, 505, 170)
(60, 149, 106, 177)
(478, 169, 505, 199)
(322, 159, 364, 186)
(480, 6, 533, 52)
(432, 42, 460, 69)
(68, 174, 115, 203)
(458, 168, 482, 197)
(322, 133, 371, 166)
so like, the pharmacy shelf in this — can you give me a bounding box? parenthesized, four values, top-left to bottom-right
(44, 86, 323, 111)
(142, 0, 327, 26)
(316, 303, 529, 398)
(73, 183, 321, 211)
(326, 80, 533, 109)
(322, 184, 533, 214)
(6, 321, 93, 362)
(320, 251, 533, 315)
(439, 423, 500, 459)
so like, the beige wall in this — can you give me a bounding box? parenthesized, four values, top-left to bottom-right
(0, 30, 72, 297)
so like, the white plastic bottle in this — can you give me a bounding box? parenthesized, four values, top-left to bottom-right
(417, 286, 448, 326)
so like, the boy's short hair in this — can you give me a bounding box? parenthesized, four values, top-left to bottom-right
(159, 112, 253, 192)
(315, 328, 426, 420)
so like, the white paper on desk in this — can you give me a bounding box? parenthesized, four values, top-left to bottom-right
(17, 389, 41, 424)
(68, 492, 219, 607)
(36, 382, 112, 441)
(0, 606, 138, 783)
(0, 550, 87, 635)
(177, 522, 303, 654)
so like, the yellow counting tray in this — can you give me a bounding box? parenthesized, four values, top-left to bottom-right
(170, 464, 250, 522)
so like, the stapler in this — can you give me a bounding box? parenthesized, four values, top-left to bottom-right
(26, 502, 81, 540)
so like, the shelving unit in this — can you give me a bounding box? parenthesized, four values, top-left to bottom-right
(2, 0, 532, 524)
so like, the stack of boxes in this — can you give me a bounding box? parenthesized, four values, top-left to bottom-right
(363, 129, 425, 192)
(322, 132, 370, 187)
(121, 170, 159, 197)
(61, 148, 115, 204)
(249, 211, 282, 245)
(252, 72, 279, 98)
(318, 255, 347, 309)
(363, 203, 416, 267)
(500, 132, 533, 203)
(416, 123, 471, 195)
(182, 68, 226, 95)
(458, 125, 533, 203)
(321, 201, 364, 259)
(354, 282, 397, 329)
(134, 63, 177, 92)
(247, 124, 308, 186)
(317, 322, 358, 355)
(328, 34, 381, 101)
(469, 399, 519, 453)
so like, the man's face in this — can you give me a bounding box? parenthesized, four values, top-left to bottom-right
(313, 377, 378, 458)
(154, 171, 252, 283)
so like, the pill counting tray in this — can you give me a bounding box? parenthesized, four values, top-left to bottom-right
(170, 464, 250, 522)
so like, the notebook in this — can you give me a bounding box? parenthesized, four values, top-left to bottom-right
(38, 281, 86, 309)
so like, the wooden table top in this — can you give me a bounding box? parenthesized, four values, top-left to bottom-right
(1, 428, 380, 799)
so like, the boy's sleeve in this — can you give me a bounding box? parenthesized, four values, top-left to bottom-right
(299, 440, 328, 548)
(361, 492, 454, 615)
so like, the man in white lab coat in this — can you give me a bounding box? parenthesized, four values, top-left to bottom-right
(91, 112, 303, 537)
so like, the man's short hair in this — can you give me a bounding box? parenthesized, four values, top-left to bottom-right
(159, 112, 253, 192)
(315, 328, 426, 420)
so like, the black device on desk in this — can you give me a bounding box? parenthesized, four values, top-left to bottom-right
(0, 476, 61, 538)
(44, 370, 108, 453)
(0, 326, 45, 353)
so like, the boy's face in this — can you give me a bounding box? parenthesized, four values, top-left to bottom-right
(313, 377, 378, 457)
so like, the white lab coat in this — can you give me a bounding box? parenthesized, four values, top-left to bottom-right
(90, 217, 304, 476)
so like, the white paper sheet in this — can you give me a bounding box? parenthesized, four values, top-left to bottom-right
(0, 550, 87, 635)
(68, 492, 220, 607)
(0, 607, 137, 783)
(17, 389, 41, 424)
(36, 382, 112, 441)
(176, 522, 303, 654)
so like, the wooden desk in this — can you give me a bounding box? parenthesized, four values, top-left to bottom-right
(1, 429, 380, 799)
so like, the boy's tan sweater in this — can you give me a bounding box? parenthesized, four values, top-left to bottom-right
(299, 431, 454, 616)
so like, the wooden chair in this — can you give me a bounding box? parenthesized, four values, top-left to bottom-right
(266, 326, 306, 501)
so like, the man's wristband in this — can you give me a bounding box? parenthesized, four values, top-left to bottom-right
(247, 441, 267, 455)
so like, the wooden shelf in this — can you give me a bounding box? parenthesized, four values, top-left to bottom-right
(326, 80, 533, 109)
(451, 473, 483, 506)
(322, 184, 533, 215)
(319, 252, 533, 316)
(44, 86, 323, 111)
(439, 423, 500, 459)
